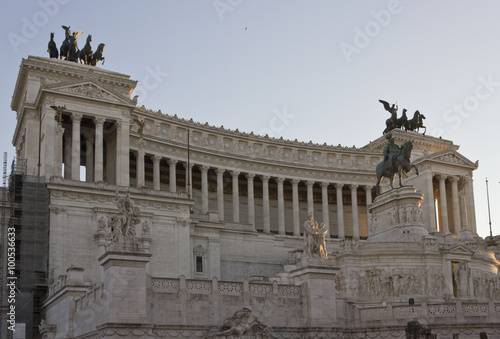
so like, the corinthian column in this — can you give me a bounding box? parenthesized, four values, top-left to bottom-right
(335, 183, 345, 239)
(450, 176, 461, 232)
(93, 117, 105, 182)
(438, 175, 450, 234)
(262, 175, 270, 233)
(321, 182, 330, 234)
(306, 181, 314, 214)
(71, 113, 82, 181)
(292, 179, 300, 236)
(136, 147, 145, 188)
(246, 173, 255, 226)
(167, 159, 177, 193)
(201, 165, 209, 214)
(55, 125, 65, 177)
(217, 168, 225, 221)
(365, 185, 373, 235)
(277, 178, 286, 235)
(350, 185, 359, 240)
(230, 171, 240, 222)
(152, 155, 161, 191)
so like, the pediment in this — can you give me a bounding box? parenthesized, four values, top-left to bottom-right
(442, 243, 475, 256)
(424, 149, 478, 169)
(45, 80, 133, 105)
(193, 244, 207, 253)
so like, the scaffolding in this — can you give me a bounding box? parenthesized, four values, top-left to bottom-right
(0, 152, 7, 339)
(7, 158, 49, 339)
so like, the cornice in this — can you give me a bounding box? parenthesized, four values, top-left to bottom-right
(413, 148, 478, 170)
(12, 56, 137, 111)
(362, 128, 456, 153)
(38, 79, 136, 107)
(132, 107, 380, 155)
(130, 136, 378, 185)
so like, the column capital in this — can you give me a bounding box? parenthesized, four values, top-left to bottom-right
(71, 113, 83, 123)
(291, 179, 300, 186)
(200, 165, 210, 172)
(245, 173, 255, 180)
(349, 184, 358, 191)
(93, 117, 105, 127)
(276, 177, 285, 184)
(151, 154, 162, 163)
(320, 182, 330, 188)
(437, 174, 448, 181)
(167, 158, 178, 166)
(364, 185, 373, 191)
(216, 168, 225, 176)
(114, 120, 123, 129)
(306, 180, 314, 187)
(334, 183, 343, 190)
(182, 162, 193, 169)
(230, 170, 240, 177)
(449, 176, 460, 183)
(261, 175, 270, 182)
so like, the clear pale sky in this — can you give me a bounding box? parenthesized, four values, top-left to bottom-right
(1, 0, 498, 238)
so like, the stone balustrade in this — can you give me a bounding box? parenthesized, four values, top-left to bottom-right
(151, 276, 302, 298)
(354, 300, 499, 326)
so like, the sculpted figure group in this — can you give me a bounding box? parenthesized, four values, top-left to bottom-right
(379, 99, 426, 135)
(375, 133, 419, 195)
(210, 306, 272, 338)
(47, 25, 105, 66)
(303, 212, 328, 259)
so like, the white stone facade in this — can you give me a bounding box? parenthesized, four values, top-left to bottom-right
(7, 56, 500, 338)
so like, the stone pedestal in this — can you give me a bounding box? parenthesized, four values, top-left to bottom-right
(97, 238, 152, 324)
(289, 257, 339, 327)
(368, 186, 429, 242)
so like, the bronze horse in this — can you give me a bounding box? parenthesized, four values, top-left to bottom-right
(375, 141, 419, 195)
(89, 43, 105, 66)
(404, 110, 426, 134)
(47, 32, 58, 58)
(59, 25, 71, 60)
(79, 34, 93, 64)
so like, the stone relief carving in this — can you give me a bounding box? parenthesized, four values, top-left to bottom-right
(388, 207, 396, 226)
(208, 306, 272, 338)
(339, 238, 360, 252)
(472, 270, 500, 300)
(336, 266, 444, 298)
(57, 83, 121, 103)
(49, 206, 66, 215)
(436, 153, 466, 165)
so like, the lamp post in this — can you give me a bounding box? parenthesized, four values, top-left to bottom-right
(486, 178, 493, 245)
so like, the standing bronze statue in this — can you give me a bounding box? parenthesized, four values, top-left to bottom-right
(375, 134, 419, 195)
(379, 99, 398, 134)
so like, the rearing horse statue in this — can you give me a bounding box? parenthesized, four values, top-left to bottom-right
(375, 140, 419, 195)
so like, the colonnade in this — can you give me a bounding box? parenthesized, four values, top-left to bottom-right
(54, 114, 475, 238)
(131, 151, 375, 239)
(433, 174, 474, 235)
(57, 113, 127, 185)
